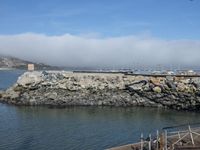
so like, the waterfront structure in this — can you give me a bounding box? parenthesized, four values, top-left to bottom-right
(28, 64, 34, 71)
(108, 123, 200, 150)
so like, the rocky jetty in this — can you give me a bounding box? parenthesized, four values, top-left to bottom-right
(1, 71, 200, 111)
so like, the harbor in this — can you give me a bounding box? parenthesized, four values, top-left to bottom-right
(1, 70, 200, 150)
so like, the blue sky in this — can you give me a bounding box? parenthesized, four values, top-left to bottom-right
(1, 0, 200, 39)
(0, 0, 200, 67)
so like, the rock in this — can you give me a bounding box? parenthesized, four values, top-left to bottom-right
(42, 71, 48, 76)
(98, 101, 103, 105)
(17, 72, 43, 87)
(13, 85, 24, 92)
(57, 83, 67, 89)
(177, 82, 186, 92)
(29, 98, 37, 105)
(4, 88, 20, 100)
(153, 86, 162, 93)
(150, 80, 158, 86)
(150, 78, 162, 86)
(191, 78, 200, 89)
(45, 92, 57, 100)
(166, 76, 174, 81)
(0, 91, 3, 98)
(181, 78, 191, 84)
(125, 80, 147, 92)
(166, 80, 176, 90)
(1, 71, 200, 111)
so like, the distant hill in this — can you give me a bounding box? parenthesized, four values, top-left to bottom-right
(0, 55, 61, 70)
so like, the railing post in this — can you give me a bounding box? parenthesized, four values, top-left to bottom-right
(160, 132, 164, 150)
(165, 130, 168, 150)
(141, 133, 144, 150)
(149, 134, 151, 150)
(178, 131, 182, 146)
(157, 130, 159, 150)
(188, 125, 195, 146)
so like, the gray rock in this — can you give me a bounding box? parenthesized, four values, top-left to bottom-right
(191, 78, 200, 89)
(153, 86, 162, 93)
(1, 71, 200, 111)
(166, 80, 176, 90)
(125, 80, 147, 92)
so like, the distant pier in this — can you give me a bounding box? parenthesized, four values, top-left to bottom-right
(73, 70, 200, 77)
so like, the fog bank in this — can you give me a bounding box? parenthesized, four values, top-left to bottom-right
(0, 33, 200, 68)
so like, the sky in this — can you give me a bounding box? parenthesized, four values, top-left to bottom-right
(0, 0, 200, 68)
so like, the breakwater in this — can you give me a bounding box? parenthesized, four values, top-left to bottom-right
(1, 71, 200, 111)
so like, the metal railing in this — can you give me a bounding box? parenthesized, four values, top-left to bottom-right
(139, 123, 200, 150)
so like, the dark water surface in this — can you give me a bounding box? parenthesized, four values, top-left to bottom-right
(1, 71, 200, 150)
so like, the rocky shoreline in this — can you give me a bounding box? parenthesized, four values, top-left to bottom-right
(1, 71, 200, 111)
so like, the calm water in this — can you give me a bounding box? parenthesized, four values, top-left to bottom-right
(1, 71, 200, 150)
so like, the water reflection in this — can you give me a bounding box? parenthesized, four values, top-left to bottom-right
(1, 105, 200, 150)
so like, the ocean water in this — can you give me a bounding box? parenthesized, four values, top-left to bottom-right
(1, 70, 200, 150)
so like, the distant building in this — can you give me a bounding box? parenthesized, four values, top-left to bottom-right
(179, 70, 196, 75)
(152, 71, 161, 75)
(28, 64, 35, 71)
(187, 70, 196, 75)
(166, 71, 175, 75)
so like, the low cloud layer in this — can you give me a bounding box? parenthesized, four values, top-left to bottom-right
(0, 33, 200, 68)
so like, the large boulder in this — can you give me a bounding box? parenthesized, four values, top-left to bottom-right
(125, 80, 147, 92)
(150, 78, 161, 86)
(2, 88, 20, 100)
(153, 86, 162, 93)
(166, 80, 176, 90)
(17, 72, 43, 87)
(191, 78, 200, 89)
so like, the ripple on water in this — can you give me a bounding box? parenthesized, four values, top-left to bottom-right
(1, 71, 200, 150)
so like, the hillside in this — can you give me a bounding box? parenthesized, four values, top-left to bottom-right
(0, 55, 60, 70)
